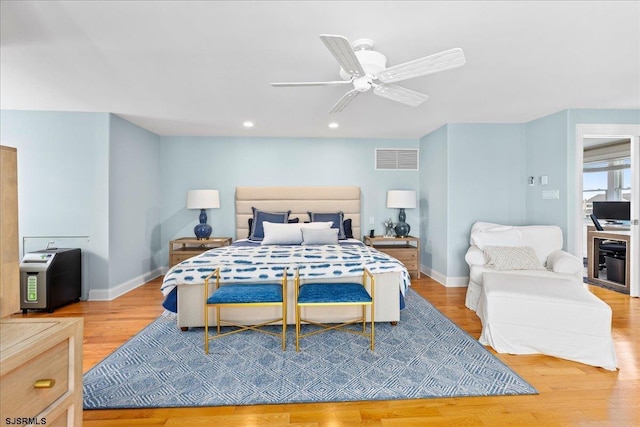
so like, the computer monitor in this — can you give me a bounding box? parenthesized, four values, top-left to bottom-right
(592, 201, 630, 222)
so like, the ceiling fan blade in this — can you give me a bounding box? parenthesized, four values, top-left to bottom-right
(373, 84, 429, 107)
(271, 80, 351, 87)
(377, 48, 466, 83)
(320, 34, 365, 78)
(329, 89, 360, 114)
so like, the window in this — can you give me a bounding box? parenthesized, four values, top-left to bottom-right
(583, 157, 631, 218)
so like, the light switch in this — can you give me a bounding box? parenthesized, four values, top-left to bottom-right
(369, 216, 375, 225)
(542, 190, 560, 200)
(540, 176, 549, 185)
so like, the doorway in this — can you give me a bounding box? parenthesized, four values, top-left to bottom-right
(575, 124, 639, 297)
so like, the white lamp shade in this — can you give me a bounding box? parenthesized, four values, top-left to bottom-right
(386, 190, 417, 209)
(186, 189, 220, 209)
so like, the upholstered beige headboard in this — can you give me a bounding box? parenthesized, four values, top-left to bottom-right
(235, 186, 361, 240)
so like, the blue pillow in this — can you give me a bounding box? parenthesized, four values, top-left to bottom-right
(249, 208, 291, 241)
(343, 218, 353, 239)
(308, 211, 345, 239)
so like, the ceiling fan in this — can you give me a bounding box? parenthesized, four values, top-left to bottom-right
(270, 34, 466, 113)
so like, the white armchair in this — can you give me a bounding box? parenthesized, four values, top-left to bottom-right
(465, 222, 583, 311)
(464, 222, 617, 370)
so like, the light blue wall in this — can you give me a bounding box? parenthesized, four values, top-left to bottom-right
(158, 136, 420, 264)
(565, 109, 640, 251)
(0, 110, 111, 294)
(524, 110, 569, 234)
(109, 115, 162, 287)
(3, 107, 637, 296)
(421, 111, 638, 283)
(525, 109, 640, 253)
(420, 123, 526, 282)
(447, 124, 526, 278)
(419, 125, 448, 278)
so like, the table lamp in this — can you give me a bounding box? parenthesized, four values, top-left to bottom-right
(386, 190, 416, 238)
(186, 189, 220, 239)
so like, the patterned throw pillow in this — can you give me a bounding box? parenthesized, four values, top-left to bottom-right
(484, 246, 546, 271)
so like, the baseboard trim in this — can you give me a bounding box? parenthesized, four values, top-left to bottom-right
(88, 268, 163, 301)
(421, 265, 468, 288)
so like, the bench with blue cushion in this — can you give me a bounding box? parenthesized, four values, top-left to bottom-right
(204, 268, 287, 353)
(295, 269, 375, 352)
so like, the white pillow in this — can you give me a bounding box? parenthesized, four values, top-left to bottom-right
(301, 227, 339, 245)
(261, 221, 332, 245)
(546, 249, 582, 275)
(484, 246, 546, 271)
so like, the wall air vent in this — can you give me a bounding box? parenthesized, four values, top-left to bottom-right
(375, 149, 419, 170)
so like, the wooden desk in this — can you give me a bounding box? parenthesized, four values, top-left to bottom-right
(587, 229, 630, 292)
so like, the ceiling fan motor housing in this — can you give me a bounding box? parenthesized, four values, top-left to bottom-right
(339, 49, 387, 80)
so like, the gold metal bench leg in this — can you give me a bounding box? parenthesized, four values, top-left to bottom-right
(204, 268, 220, 355)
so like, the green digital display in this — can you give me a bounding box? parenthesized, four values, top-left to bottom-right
(27, 275, 38, 302)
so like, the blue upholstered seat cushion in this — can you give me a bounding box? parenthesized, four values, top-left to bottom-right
(207, 283, 283, 304)
(298, 283, 372, 304)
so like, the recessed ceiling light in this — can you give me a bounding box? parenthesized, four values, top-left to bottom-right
(328, 122, 339, 129)
(243, 121, 254, 128)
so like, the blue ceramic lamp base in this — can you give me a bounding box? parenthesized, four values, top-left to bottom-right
(194, 208, 212, 240)
(394, 208, 411, 238)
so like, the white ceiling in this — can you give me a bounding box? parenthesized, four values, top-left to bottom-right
(1, 1, 639, 139)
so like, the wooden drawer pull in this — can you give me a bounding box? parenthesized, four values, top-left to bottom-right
(34, 379, 55, 389)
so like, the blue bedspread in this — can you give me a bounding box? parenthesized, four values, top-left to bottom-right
(161, 241, 410, 313)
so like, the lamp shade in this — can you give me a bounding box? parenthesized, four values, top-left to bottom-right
(186, 189, 220, 209)
(386, 190, 417, 209)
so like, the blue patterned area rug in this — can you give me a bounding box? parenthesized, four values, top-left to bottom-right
(83, 289, 536, 409)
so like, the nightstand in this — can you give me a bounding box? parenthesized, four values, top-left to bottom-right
(169, 237, 232, 267)
(364, 236, 420, 279)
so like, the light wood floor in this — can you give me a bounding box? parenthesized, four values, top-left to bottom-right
(15, 276, 639, 426)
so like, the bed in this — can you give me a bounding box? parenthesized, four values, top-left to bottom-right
(161, 186, 410, 329)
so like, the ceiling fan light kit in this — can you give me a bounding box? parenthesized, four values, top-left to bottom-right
(271, 34, 465, 113)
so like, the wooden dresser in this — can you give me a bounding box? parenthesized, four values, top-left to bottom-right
(0, 318, 83, 426)
(365, 236, 421, 279)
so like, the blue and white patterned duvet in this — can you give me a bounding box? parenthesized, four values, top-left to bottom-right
(160, 242, 410, 297)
